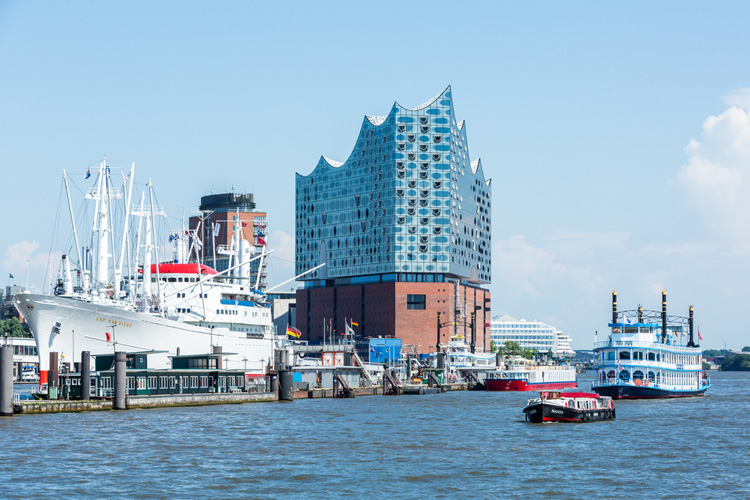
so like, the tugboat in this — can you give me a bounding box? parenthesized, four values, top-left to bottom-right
(523, 391, 615, 423)
(592, 291, 710, 399)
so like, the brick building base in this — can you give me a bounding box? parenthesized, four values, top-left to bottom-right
(296, 282, 491, 354)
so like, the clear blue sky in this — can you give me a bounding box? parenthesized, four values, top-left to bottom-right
(2, 2, 750, 350)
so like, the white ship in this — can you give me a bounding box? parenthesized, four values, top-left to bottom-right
(13, 159, 292, 386)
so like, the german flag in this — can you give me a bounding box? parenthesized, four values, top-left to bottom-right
(351, 321, 359, 327)
(286, 326, 302, 338)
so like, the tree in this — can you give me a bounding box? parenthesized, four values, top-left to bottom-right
(721, 354, 750, 371)
(742, 346, 750, 352)
(504, 341, 523, 357)
(0, 317, 29, 337)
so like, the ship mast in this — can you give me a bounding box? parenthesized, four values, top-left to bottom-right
(62, 170, 87, 291)
(115, 163, 135, 297)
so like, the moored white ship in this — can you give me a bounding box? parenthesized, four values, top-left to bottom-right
(12, 159, 285, 387)
(484, 356, 577, 391)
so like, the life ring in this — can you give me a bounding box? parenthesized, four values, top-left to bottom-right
(643, 380, 649, 387)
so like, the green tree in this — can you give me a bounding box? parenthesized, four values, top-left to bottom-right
(504, 341, 523, 357)
(0, 317, 29, 337)
(721, 354, 750, 371)
(742, 346, 750, 352)
(703, 349, 729, 357)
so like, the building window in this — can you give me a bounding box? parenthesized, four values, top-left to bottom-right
(407, 294, 426, 310)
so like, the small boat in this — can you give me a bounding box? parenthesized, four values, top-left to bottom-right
(522, 391, 615, 423)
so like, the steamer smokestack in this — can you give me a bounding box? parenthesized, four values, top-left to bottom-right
(661, 290, 667, 343)
(688, 306, 695, 347)
(612, 291, 618, 325)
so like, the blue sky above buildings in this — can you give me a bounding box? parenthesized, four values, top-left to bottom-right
(2, 2, 750, 349)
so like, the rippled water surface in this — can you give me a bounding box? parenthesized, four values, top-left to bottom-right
(1, 371, 748, 499)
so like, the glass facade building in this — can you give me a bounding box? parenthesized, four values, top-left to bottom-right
(295, 86, 491, 285)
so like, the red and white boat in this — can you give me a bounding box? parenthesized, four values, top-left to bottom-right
(484, 356, 577, 391)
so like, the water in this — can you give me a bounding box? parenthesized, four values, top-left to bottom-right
(1, 371, 748, 499)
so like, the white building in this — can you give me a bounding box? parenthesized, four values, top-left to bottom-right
(490, 314, 573, 357)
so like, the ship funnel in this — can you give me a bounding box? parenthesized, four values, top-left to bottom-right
(661, 290, 667, 343)
(688, 306, 695, 347)
(612, 290, 618, 325)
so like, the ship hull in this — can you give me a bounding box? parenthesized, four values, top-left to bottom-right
(13, 292, 273, 374)
(523, 402, 615, 423)
(484, 379, 578, 391)
(592, 384, 709, 399)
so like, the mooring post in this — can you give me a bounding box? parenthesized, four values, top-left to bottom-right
(113, 351, 127, 410)
(0, 345, 13, 417)
(278, 369, 293, 401)
(81, 351, 90, 401)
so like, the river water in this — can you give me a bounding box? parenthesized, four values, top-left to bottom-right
(1, 370, 747, 499)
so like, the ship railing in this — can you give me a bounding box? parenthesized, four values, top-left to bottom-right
(593, 361, 703, 370)
(593, 341, 701, 354)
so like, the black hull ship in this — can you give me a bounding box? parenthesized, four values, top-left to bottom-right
(523, 391, 615, 423)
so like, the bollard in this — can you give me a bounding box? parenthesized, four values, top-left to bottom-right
(49, 352, 59, 400)
(0, 346, 13, 417)
(113, 351, 127, 410)
(278, 369, 293, 401)
(81, 351, 90, 400)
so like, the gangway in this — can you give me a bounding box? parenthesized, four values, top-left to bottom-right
(333, 371, 354, 398)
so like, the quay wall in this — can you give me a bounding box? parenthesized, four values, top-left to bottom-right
(128, 392, 275, 408)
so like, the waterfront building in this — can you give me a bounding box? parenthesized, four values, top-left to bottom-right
(295, 86, 492, 353)
(491, 314, 572, 357)
(189, 191, 268, 290)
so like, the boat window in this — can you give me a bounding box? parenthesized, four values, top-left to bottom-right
(647, 371, 656, 382)
(623, 327, 639, 334)
(607, 351, 615, 360)
(619, 351, 630, 360)
(633, 370, 644, 380)
(618, 370, 630, 381)
(647, 352, 655, 361)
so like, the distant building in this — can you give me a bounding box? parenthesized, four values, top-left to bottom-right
(556, 331, 575, 358)
(1, 285, 24, 320)
(188, 191, 268, 290)
(295, 86, 492, 352)
(491, 314, 573, 357)
(266, 291, 297, 336)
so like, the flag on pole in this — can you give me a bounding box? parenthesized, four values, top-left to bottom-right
(106, 332, 112, 342)
(698, 329, 703, 341)
(351, 321, 359, 327)
(286, 326, 302, 338)
(214, 223, 221, 237)
(85, 168, 91, 179)
(9, 273, 13, 279)
(257, 237, 266, 246)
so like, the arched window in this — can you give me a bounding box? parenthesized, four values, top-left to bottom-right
(618, 370, 630, 381)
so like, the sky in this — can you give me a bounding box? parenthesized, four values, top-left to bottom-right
(2, 2, 750, 350)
